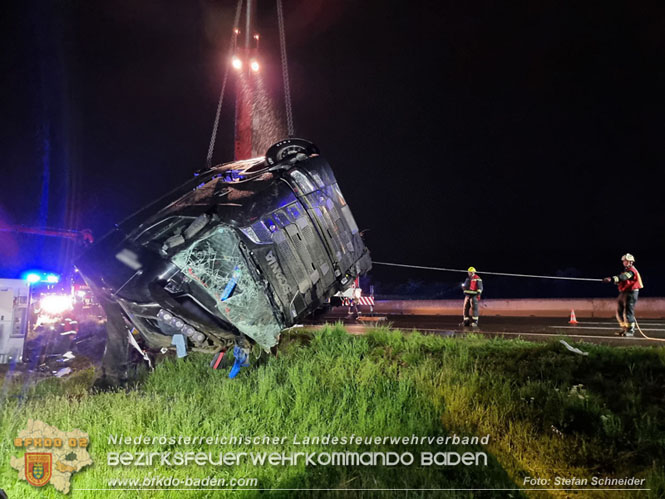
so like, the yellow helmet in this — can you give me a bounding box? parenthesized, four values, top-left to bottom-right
(621, 253, 635, 263)
(467, 266, 476, 273)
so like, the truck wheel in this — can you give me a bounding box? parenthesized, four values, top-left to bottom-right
(265, 138, 319, 166)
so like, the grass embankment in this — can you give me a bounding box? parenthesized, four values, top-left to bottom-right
(1, 325, 664, 498)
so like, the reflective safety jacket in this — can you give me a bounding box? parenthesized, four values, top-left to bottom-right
(613, 265, 644, 292)
(463, 273, 483, 295)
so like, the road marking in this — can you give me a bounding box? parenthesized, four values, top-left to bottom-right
(576, 321, 665, 326)
(399, 327, 652, 341)
(318, 322, 665, 342)
(550, 326, 665, 332)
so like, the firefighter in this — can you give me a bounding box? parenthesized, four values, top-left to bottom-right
(347, 277, 361, 317)
(603, 253, 644, 337)
(462, 267, 483, 327)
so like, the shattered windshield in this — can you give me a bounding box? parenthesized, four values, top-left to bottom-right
(171, 226, 283, 348)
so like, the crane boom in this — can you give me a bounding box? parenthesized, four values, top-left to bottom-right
(0, 226, 94, 245)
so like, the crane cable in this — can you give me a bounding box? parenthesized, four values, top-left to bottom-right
(373, 261, 603, 282)
(276, 0, 294, 136)
(206, 0, 245, 168)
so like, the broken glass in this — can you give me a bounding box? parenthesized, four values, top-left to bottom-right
(171, 226, 283, 348)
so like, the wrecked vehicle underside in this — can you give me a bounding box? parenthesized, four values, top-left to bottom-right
(76, 139, 371, 385)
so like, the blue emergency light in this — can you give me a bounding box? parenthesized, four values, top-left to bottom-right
(21, 271, 60, 284)
(25, 273, 41, 284)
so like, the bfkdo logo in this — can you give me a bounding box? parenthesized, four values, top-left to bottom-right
(25, 453, 52, 487)
(11, 420, 93, 494)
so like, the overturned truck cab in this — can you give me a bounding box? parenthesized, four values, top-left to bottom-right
(76, 139, 371, 386)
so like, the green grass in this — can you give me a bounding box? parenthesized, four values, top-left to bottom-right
(1, 324, 664, 498)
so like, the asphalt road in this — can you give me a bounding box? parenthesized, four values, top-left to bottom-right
(308, 310, 665, 347)
(9, 310, 663, 383)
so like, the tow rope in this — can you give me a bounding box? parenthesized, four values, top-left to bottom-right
(635, 321, 665, 342)
(373, 261, 603, 282)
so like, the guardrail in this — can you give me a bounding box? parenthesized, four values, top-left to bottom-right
(371, 298, 665, 319)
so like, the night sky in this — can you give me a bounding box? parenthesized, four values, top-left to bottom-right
(1, 1, 664, 298)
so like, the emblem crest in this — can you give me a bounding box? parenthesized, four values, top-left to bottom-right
(25, 453, 52, 487)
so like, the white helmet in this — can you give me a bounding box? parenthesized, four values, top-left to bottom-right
(621, 253, 635, 263)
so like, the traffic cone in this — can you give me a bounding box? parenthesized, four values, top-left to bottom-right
(568, 309, 578, 325)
